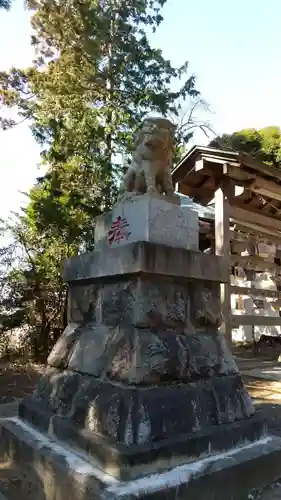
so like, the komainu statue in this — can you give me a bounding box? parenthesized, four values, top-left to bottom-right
(118, 117, 178, 202)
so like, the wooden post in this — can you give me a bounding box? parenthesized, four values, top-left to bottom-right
(215, 175, 233, 349)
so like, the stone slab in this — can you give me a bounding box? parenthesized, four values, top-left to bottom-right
(1, 417, 281, 500)
(94, 195, 198, 252)
(63, 241, 229, 284)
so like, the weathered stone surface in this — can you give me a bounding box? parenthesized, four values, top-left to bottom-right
(108, 330, 239, 384)
(67, 284, 98, 323)
(100, 279, 191, 329)
(67, 277, 224, 332)
(0, 417, 108, 500)
(68, 278, 192, 328)
(47, 323, 81, 368)
(1, 414, 279, 500)
(21, 372, 255, 450)
(94, 195, 198, 252)
(102, 434, 281, 497)
(63, 241, 228, 284)
(33, 366, 83, 415)
(190, 281, 223, 332)
(47, 321, 238, 384)
(67, 324, 123, 377)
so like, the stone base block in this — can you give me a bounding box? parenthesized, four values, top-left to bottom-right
(0, 416, 114, 500)
(107, 435, 281, 500)
(2, 416, 281, 500)
(94, 195, 198, 252)
(19, 397, 266, 480)
(66, 277, 223, 333)
(63, 241, 228, 284)
(18, 370, 265, 481)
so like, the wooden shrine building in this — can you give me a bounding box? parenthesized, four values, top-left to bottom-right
(172, 146, 281, 346)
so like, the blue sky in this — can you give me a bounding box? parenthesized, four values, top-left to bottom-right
(1, 0, 281, 220)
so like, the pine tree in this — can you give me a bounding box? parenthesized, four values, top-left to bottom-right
(0, 0, 203, 357)
(1, 0, 200, 214)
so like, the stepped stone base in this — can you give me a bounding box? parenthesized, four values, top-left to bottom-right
(3, 195, 279, 499)
(18, 376, 264, 480)
(16, 241, 265, 481)
(1, 416, 281, 500)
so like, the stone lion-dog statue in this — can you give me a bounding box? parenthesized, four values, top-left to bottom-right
(118, 117, 179, 203)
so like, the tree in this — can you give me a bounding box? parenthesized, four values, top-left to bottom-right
(0, 0, 11, 9)
(0, 0, 205, 358)
(1, 0, 202, 232)
(0, 211, 74, 359)
(209, 126, 281, 168)
(172, 98, 215, 164)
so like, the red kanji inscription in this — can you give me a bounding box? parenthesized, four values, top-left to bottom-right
(107, 216, 131, 245)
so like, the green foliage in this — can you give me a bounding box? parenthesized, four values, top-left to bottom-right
(0, 213, 75, 359)
(0, 0, 205, 359)
(209, 126, 281, 168)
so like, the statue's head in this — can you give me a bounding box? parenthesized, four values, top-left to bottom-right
(134, 117, 176, 159)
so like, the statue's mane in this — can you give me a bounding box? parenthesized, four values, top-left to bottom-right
(133, 122, 175, 152)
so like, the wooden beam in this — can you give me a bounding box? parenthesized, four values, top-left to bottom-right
(231, 286, 281, 299)
(197, 220, 269, 244)
(202, 155, 240, 167)
(226, 165, 256, 182)
(248, 176, 281, 202)
(215, 177, 233, 347)
(230, 228, 281, 246)
(232, 315, 281, 327)
(195, 159, 256, 183)
(195, 159, 228, 177)
(238, 152, 281, 181)
(229, 203, 281, 233)
(232, 221, 281, 244)
(230, 230, 257, 243)
(175, 181, 214, 202)
(192, 156, 281, 198)
(178, 181, 243, 205)
(230, 255, 281, 273)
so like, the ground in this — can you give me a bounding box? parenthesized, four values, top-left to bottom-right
(0, 361, 43, 404)
(0, 360, 43, 500)
(1, 355, 281, 499)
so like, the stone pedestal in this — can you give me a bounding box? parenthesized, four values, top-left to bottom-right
(1, 197, 281, 500)
(94, 195, 198, 252)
